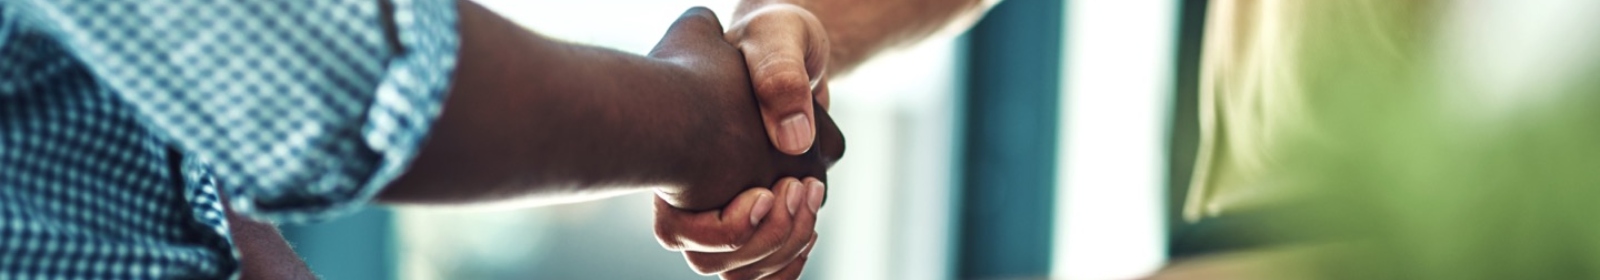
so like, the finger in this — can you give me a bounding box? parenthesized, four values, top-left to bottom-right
(728, 6, 830, 155)
(758, 234, 817, 280)
(802, 178, 825, 213)
(682, 178, 806, 274)
(719, 181, 823, 279)
(652, 7, 728, 57)
(655, 187, 774, 252)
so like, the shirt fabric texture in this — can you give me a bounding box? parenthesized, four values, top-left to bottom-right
(0, 0, 459, 278)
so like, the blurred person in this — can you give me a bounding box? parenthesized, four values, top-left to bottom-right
(0, 0, 850, 278)
(747, 0, 1600, 278)
(1151, 0, 1600, 279)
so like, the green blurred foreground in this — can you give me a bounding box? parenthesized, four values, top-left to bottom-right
(1175, 1, 1600, 279)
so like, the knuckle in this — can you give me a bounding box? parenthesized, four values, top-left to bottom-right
(682, 239, 740, 253)
(653, 219, 672, 235)
(715, 240, 744, 252)
(688, 230, 744, 252)
(751, 233, 789, 255)
(717, 225, 750, 243)
(686, 254, 733, 275)
(766, 216, 797, 235)
(679, 7, 717, 23)
(659, 223, 747, 252)
(798, 211, 820, 226)
(654, 225, 684, 250)
(721, 270, 763, 280)
(792, 228, 815, 242)
(754, 65, 812, 102)
(656, 237, 684, 251)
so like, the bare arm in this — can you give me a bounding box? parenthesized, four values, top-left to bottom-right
(738, 0, 998, 76)
(375, 1, 843, 210)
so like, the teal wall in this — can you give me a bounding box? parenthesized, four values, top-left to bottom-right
(279, 208, 395, 280)
(956, 0, 1063, 277)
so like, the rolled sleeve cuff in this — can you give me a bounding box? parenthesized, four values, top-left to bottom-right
(232, 0, 459, 223)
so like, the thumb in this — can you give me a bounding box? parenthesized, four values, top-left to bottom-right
(724, 187, 776, 228)
(728, 5, 829, 155)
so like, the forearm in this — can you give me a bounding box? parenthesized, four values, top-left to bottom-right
(379, 0, 711, 204)
(737, 0, 997, 75)
(222, 193, 314, 280)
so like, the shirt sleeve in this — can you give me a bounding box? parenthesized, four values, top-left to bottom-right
(19, 0, 460, 223)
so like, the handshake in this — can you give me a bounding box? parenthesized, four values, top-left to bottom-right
(646, 7, 845, 210)
(645, 7, 846, 279)
(378, 4, 848, 279)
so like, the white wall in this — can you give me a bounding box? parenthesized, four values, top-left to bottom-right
(1053, 0, 1176, 279)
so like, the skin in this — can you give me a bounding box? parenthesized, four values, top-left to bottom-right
(232, 0, 846, 277)
(374, 2, 844, 211)
(233, 0, 998, 278)
(222, 194, 315, 280)
(662, 0, 998, 279)
(730, 0, 999, 156)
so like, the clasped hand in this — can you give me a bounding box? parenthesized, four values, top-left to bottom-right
(645, 7, 839, 280)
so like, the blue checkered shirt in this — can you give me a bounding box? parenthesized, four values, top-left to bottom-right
(0, 0, 458, 278)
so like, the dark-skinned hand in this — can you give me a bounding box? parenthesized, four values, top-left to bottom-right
(645, 7, 844, 212)
(647, 7, 842, 280)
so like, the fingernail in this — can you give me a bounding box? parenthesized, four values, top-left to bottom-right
(786, 180, 804, 216)
(750, 192, 773, 227)
(779, 114, 813, 154)
(807, 181, 825, 214)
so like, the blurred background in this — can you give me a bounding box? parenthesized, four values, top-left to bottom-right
(279, 0, 1206, 279)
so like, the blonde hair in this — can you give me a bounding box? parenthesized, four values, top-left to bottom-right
(1185, 0, 1437, 220)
